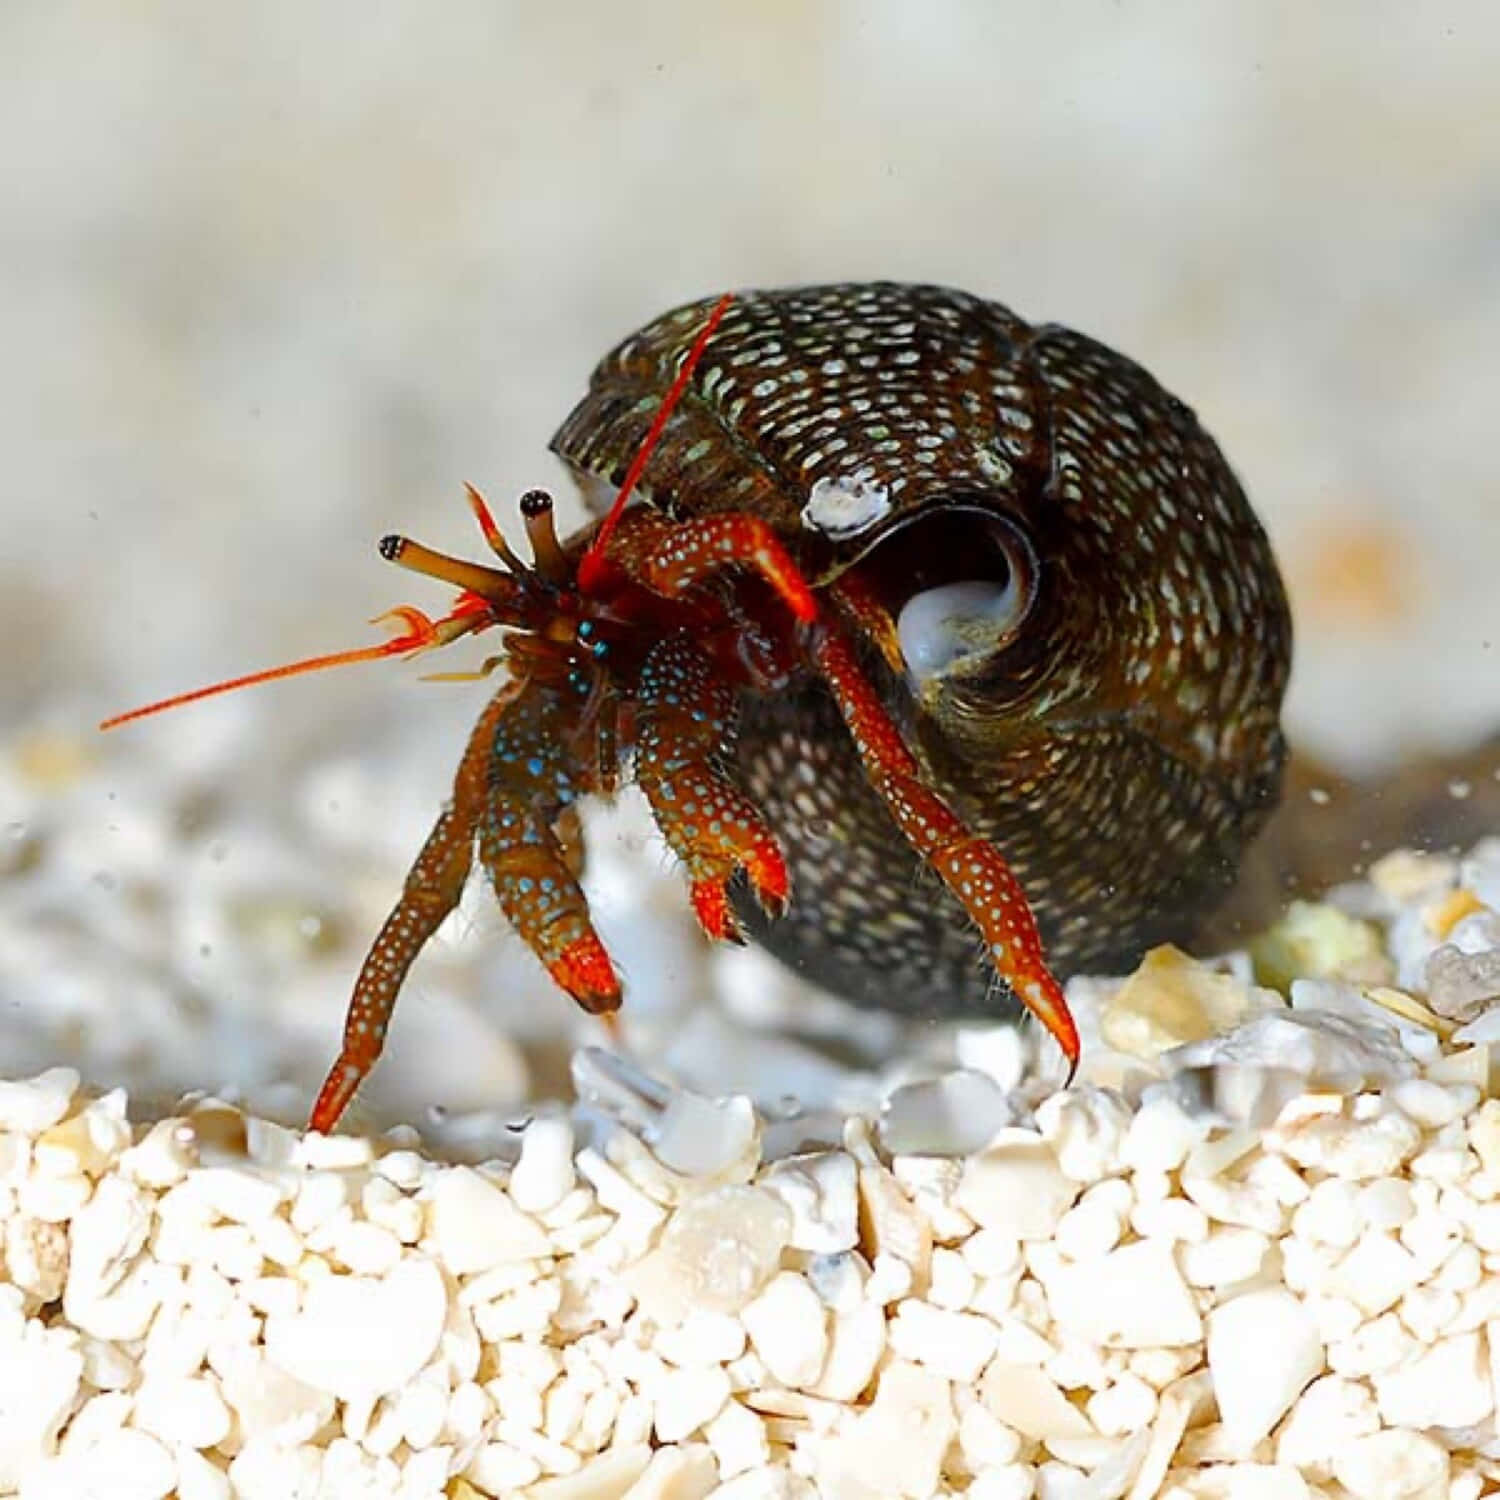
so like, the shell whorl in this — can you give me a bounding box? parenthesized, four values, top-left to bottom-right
(553, 283, 1292, 1013)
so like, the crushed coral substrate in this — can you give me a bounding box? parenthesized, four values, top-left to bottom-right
(5, 839, 1500, 1498)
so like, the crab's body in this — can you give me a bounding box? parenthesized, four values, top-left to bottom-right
(106, 284, 1292, 1132)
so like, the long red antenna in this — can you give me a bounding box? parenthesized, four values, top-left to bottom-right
(575, 292, 734, 595)
(99, 596, 492, 731)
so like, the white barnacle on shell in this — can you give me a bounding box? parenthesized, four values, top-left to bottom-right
(800, 474, 893, 540)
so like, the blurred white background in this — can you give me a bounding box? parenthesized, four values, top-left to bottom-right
(2, 1, 1498, 1127)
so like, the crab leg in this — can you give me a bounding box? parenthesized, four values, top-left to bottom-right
(600, 504, 1075, 1072)
(634, 634, 790, 941)
(309, 677, 525, 1133)
(815, 600, 1080, 1077)
(603, 507, 819, 625)
(475, 678, 621, 1015)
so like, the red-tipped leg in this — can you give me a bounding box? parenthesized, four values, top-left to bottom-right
(309, 799, 478, 1134)
(601, 507, 820, 625)
(472, 676, 624, 1018)
(813, 619, 1079, 1079)
(478, 832, 622, 1015)
(308, 679, 524, 1133)
(634, 634, 790, 944)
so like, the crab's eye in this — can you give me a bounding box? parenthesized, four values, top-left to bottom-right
(856, 502, 1038, 690)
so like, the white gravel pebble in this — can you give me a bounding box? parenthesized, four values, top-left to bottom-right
(1053, 1193, 1125, 1260)
(649, 1088, 760, 1181)
(1084, 1371, 1157, 1437)
(426, 1165, 552, 1271)
(226, 1439, 323, 1500)
(1207, 1289, 1323, 1452)
(0, 1069, 80, 1135)
(811, 1301, 886, 1402)
(510, 1116, 577, 1213)
(1180, 1225, 1271, 1287)
(263, 1256, 446, 1401)
(1332, 1429, 1450, 1499)
(1328, 1232, 1422, 1314)
(173, 1448, 231, 1500)
(628, 1186, 791, 1323)
(888, 1298, 998, 1383)
(64, 1177, 150, 1304)
(740, 1272, 828, 1387)
(650, 1365, 731, 1443)
(879, 1069, 1017, 1156)
(1131, 1195, 1209, 1245)
(955, 1130, 1079, 1239)
(1041, 1238, 1203, 1348)
(654, 1310, 747, 1368)
(1171, 1010, 1417, 1091)
(22, 1426, 176, 1500)
(0, 1319, 83, 1490)
(825, 1360, 954, 1499)
(703, 1399, 770, 1478)
(1035, 1088, 1131, 1181)
(1275, 1373, 1380, 1475)
(1121, 1094, 1206, 1174)
(1371, 1327, 1492, 1428)
(215, 1349, 336, 1445)
(131, 1372, 233, 1450)
(978, 1359, 1093, 1441)
(760, 1151, 859, 1254)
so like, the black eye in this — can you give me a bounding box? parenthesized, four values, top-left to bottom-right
(855, 502, 1037, 688)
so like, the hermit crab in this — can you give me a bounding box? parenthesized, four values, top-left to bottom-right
(106, 283, 1291, 1131)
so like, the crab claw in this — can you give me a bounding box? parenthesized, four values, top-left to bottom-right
(690, 880, 746, 945)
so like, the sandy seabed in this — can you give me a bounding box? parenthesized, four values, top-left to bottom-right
(6, 709, 1500, 1499)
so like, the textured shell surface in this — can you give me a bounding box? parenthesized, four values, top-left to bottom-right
(553, 283, 1293, 1018)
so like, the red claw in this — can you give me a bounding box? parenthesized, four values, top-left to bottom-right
(687, 838, 787, 941)
(690, 880, 742, 943)
(547, 934, 622, 1015)
(1016, 969, 1080, 1085)
(743, 837, 790, 917)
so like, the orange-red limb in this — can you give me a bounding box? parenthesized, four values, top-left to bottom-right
(826, 565, 908, 678)
(477, 835, 621, 1014)
(472, 674, 622, 1015)
(602, 506, 819, 626)
(814, 603, 1079, 1077)
(633, 634, 790, 942)
(308, 675, 524, 1133)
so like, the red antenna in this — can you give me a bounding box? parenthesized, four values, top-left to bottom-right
(576, 291, 733, 595)
(99, 596, 492, 731)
